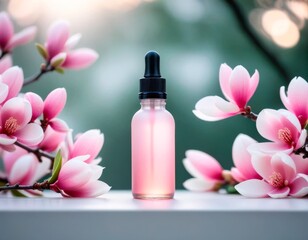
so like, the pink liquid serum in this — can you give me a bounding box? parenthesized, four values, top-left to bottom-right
(131, 51, 175, 199)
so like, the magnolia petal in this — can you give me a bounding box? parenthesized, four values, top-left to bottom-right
(89, 164, 104, 180)
(43, 88, 67, 120)
(291, 154, 308, 174)
(62, 48, 98, 69)
(63, 180, 111, 198)
(1, 66, 24, 101)
(0, 12, 14, 48)
(268, 187, 290, 198)
(0, 55, 12, 74)
(295, 129, 307, 150)
(50, 52, 67, 68)
(39, 126, 66, 152)
(229, 65, 251, 108)
(248, 142, 293, 155)
(1, 97, 32, 129)
(230, 167, 246, 182)
(0, 144, 15, 152)
(69, 155, 91, 162)
(15, 123, 44, 146)
(232, 134, 259, 180)
(247, 70, 259, 101)
(183, 178, 216, 192)
(0, 82, 8, 104)
(219, 63, 233, 101)
(271, 153, 296, 182)
(280, 77, 308, 123)
(56, 160, 92, 190)
(235, 179, 273, 198)
(194, 96, 239, 121)
(280, 86, 292, 111)
(65, 33, 82, 49)
(279, 109, 302, 132)
(251, 152, 273, 180)
(183, 158, 206, 180)
(24, 92, 44, 121)
(289, 174, 308, 197)
(91, 157, 102, 165)
(49, 118, 70, 132)
(3, 146, 28, 174)
(46, 20, 70, 58)
(69, 130, 104, 164)
(5, 26, 37, 51)
(8, 154, 37, 184)
(30, 157, 51, 184)
(185, 150, 223, 181)
(0, 134, 16, 145)
(256, 109, 287, 142)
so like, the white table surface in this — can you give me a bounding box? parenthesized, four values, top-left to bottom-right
(0, 190, 307, 240)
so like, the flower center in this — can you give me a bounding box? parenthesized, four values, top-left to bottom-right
(268, 172, 286, 188)
(4, 117, 20, 135)
(278, 127, 293, 145)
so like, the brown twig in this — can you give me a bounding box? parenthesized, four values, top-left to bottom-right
(14, 141, 54, 163)
(241, 106, 258, 121)
(0, 180, 50, 192)
(23, 63, 54, 87)
(225, 0, 291, 83)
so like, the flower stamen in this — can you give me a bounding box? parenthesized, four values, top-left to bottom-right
(269, 172, 284, 188)
(4, 117, 20, 135)
(278, 127, 293, 145)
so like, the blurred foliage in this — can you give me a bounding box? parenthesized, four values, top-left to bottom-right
(1, 0, 308, 189)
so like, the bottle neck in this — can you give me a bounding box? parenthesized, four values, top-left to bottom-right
(140, 99, 166, 110)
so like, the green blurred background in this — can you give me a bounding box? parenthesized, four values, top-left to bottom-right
(1, 0, 308, 189)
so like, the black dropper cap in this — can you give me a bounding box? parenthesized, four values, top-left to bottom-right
(139, 51, 166, 99)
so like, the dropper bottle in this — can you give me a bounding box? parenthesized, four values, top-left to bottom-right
(131, 51, 175, 199)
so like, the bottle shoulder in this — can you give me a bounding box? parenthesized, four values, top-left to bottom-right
(132, 108, 175, 123)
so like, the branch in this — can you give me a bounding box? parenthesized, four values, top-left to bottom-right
(14, 141, 54, 164)
(225, 0, 291, 82)
(241, 106, 258, 121)
(23, 63, 54, 87)
(0, 180, 50, 192)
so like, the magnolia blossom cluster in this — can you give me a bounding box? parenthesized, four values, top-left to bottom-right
(184, 64, 308, 198)
(0, 12, 110, 197)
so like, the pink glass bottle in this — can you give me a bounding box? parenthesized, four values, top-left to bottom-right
(131, 51, 175, 199)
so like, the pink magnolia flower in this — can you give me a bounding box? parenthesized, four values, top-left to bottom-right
(50, 155, 110, 197)
(183, 150, 224, 191)
(280, 77, 308, 128)
(63, 129, 104, 164)
(0, 55, 12, 74)
(193, 64, 259, 121)
(0, 97, 44, 149)
(25, 88, 69, 132)
(3, 146, 50, 195)
(231, 134, 261, 182)
(248, 109, 306, 154)
(24, 92, 44, 122)
(0, 66, 23, 104)
(0, 12, 36, 53)
(38, 126, 66, 153)
(44, 20, 98, 70)
(235, 152, 308, 198)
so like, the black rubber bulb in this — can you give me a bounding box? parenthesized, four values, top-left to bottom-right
(144, 51, 161, 78)
(139, 50, 166, 99)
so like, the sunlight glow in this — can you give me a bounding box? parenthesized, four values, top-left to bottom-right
(8, 0, 154, 25)
(262, 9, 300, 48)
